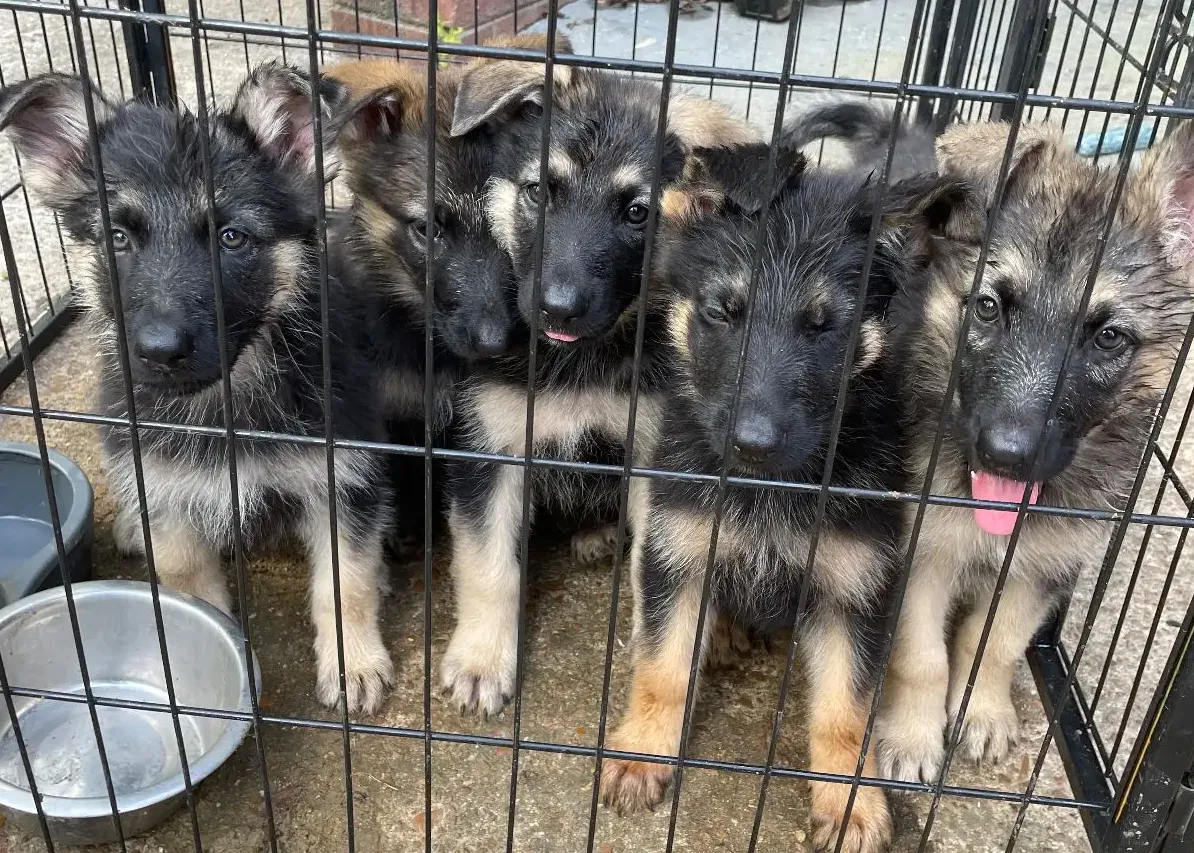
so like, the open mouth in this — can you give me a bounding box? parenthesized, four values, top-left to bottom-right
(970, 471, 1041, 536)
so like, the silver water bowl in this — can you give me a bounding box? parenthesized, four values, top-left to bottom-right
(0, 580, 259, 845)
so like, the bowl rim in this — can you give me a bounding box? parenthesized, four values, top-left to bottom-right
(0, 440, 94, 591)
(0, 580, 260, 820)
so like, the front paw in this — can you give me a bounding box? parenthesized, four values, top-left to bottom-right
(952, 691, 1020, 765)
(600, 756, 672, 816)
(875, 711, 947, 784)
(810, 783, 892, 853)
(439, 626, 516, 717)
(315, 628, 394, 716)
(571, 524, 622, 564)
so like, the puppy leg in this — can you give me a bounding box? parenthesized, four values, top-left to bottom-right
(113, 502, 145, 557)
(302, 486, 393, 716)
(948, 576, 1050, 765)
(705, 612, 753, 670)
(441, 461, 526, 717)
(601, 548, 709, 815)
(149, 515, 231, 613)
(875, 543, 954, 783)
(805, 610, 891, 853)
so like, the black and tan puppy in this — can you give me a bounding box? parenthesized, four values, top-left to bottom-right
(874, 119, 1194, 781)
(0, 64, 396, 715)
(599, 145, 955, 852)
(438, 48, 759, 716)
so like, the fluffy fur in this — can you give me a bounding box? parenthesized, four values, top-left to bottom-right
(872, 116, 1194, 781)
(599, 143, 956, 852)
(439, 52, 756, 716)
(0, 63, 396, 715)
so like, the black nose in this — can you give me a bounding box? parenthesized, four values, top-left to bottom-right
(541, 282, 583, 321)
(134, 322, 193, 367)
(473, 321, 509, 357)
(732, 413, 780, 466)
(976, 422, 1039, 471)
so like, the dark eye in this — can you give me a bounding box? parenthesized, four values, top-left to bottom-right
(410, 219, 442, 249)
(699, 302, 730, 325)
(219, 227, 247, 251)
(1094, 325, 1129, 352)
(974, 294, 1001, 323)
(523, 182, 542, 204)
(109, 229, 130, 251)
(804, 306, 829, 334)
(624, 203, 650, 227)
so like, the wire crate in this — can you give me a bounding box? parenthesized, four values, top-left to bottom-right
(1, 0, 1193, 851)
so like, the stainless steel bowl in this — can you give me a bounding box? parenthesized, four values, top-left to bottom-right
(0, 580, 259, 845)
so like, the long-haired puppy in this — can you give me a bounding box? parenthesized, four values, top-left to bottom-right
(437, 45, 759, 716)
(598, 143, 955, 852)
(871, 116, 1194, 781)
(0, 64, 396, 715)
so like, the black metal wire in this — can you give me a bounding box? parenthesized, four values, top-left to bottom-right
(2, 0, 1194, 851)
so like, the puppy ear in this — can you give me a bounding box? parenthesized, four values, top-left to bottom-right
(936, 122, 1060, 211)
(231, 61, 348, 178)
(1128, 120, 1194, 270)
(449, 32, 574, 137)
(0, 72, 112, 206)
(882, 173, 981, 243)
(331, 87, 409, 148)
(690, 143, 806, 215)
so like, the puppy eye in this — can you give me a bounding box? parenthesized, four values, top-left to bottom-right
(522, 182, 544, 205)
(1094, 325, 1130, 352)
(974, 294, 1001, 323)
(410, 219, 442, 248)
(109, 229, 131, 251)
(624, 203, 650, 227)
(219, 227, 248, 251)
(699, 302, 731, 325)
(803, 307, 829, 334)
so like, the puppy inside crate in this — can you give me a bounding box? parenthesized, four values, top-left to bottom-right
(0, 63, 398, 715)
(792, 100, 1194, 786)
(434, 41, 758, 717)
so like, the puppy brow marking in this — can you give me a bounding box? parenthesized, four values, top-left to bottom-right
(485, 177, 521, 257)
(609, 163, 647, 195)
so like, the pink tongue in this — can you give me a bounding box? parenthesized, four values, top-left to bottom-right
(970, 471, 1041, 536)
(545, 330, 579, 343)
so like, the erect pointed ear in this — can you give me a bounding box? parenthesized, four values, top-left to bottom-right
(691, 143, 806, 214)
(1127, 120, 1194, 270)
(230, 61, 348, 178)
(330, 86, 411, 149)
(0, 72, 113, 207)
(449, 32, 574, 138)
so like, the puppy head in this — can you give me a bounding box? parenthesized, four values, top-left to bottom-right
(0, 63, 347, 393)
(921, 121, 1194, 503)
(332, 69, 521, 360)
(664, 142, 952, 476)
(476, 71, 705, 344)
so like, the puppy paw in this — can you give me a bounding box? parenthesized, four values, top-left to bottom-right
(875, 714, 947, 784)
(571, 524, 622, 564)
(316, 627, 394, 716)
(440, 628, 516, 717)
(705, 614, 754, 670)
(953, 692, 1020, 765)
(600, 756, 672, 816)
(167, 572, 233, 615)
(810, 783, 892, 853)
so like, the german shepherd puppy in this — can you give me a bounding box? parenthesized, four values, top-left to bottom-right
(437, 48, 758, 716)
(867, 117, 1194, 781)
(598, 143, 955, 852)
(0, 64, 396, 715)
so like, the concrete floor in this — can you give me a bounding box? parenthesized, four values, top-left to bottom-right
(2, 0, 1193, 850)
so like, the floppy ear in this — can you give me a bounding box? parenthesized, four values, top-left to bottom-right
(230, 61, 348, 178)
(691, 143, 806, 214)
(936, 121, 1060, 210)
(0, 72, 112, 206)
(882, 173, 981, 243)
(1128, 120, 1194, 270)
(449, 32, 574, 137)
